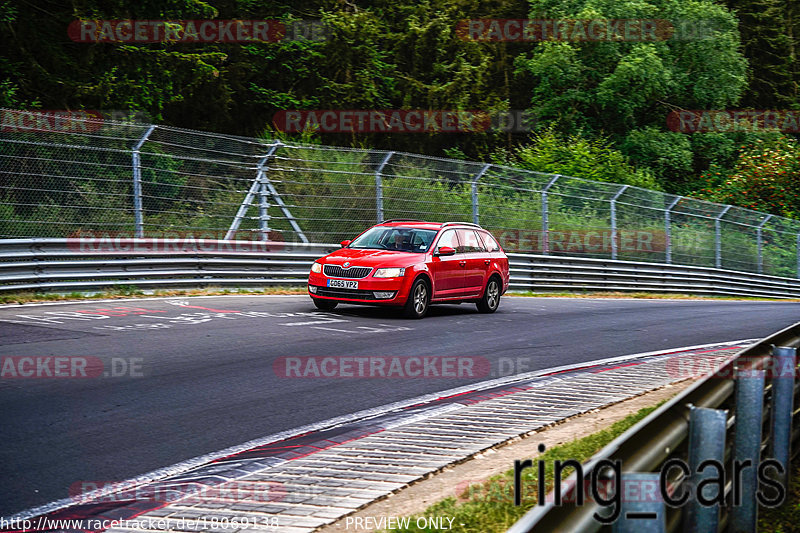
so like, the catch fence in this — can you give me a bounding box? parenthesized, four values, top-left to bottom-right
(2, 109, 799, 278)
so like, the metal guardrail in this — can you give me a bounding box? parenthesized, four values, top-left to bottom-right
(507, 322, 800, 532)
(509, 254, 800, 299)
(1, 239, 800, 298)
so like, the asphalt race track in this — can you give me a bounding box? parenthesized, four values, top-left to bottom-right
(1, 295, 798, 517)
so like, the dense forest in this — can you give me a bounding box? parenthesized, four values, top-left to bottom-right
(1, 0, 798, 213)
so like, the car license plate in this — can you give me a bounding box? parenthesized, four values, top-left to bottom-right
(328, 279, 358, 289)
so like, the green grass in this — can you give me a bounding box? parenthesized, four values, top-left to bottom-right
(758, 458, 800, 532)
(382, 404, 661, 533)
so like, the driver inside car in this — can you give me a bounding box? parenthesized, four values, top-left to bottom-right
(388, 231, 411, 251)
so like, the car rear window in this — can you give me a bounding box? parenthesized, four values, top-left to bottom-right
(479, 231, 501, 252)
(456, 229, 485, 253)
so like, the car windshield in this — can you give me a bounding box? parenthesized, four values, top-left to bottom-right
(348, 227, 437, 253)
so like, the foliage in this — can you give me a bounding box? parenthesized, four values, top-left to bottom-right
(722, 0, 800, 109)
(621, 127, 693, 183)
(508, 128, 660, 189)
(514, 0, 747, 137)
(692, 137, 800, 217)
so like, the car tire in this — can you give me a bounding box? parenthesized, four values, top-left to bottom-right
(476, 277, 501, 313)
(313, 298, 338, 311)
(403, 278, 430, 319)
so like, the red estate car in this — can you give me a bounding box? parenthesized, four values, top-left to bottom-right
(308, 220, 510, 318)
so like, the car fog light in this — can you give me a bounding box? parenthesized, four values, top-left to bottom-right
(309, 285, 318, 294)
(373, 291, 395, 299)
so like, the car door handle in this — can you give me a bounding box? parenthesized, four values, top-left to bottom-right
(459, 260, 466, 266)
(484, 260, 491, 265)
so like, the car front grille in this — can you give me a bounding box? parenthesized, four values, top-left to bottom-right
(316, 287, 388, 300)
(323, 265, 372, 279)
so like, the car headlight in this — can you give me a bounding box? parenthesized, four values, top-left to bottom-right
(373, 267, 405, 278)
(311, 262, 322, 273)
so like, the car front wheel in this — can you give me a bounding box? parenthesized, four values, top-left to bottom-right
(476, 277, 501, 313)
(403, 278, 430, 319)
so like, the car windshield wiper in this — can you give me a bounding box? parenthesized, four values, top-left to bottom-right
(350, 244, 386, 249)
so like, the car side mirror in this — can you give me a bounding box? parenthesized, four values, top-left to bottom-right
(436, 246, 456, 256)
(340, 240, 351, 248)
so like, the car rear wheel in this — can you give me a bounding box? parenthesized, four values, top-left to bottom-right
(403, 278, 430, 319)
(313, 298, 338, 311)
(476, 277, 501, 313)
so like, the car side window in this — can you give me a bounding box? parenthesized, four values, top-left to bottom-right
(479, 231, 500, 252)
(456, 229, 485, 253)
(436, 229, 459, 252)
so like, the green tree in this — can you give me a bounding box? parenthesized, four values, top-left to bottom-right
(723, 0, 799, 108)
(515, 0, 747, 133)
(509, 127, 660, 188)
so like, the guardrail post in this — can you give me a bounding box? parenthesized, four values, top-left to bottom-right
(683, 406, 727, 532)
(611, 473, 666, 533)
(665, 197, 681, 264)
(375, 151, 393, 223)
(714, 206, 731, 269)
(471, 163, 491, 225)
(770, 346, 796, 491)
(756, 215, 772, 274)
(131, 125, 156, 238)
(610, 185, 629, 260)
(730, 369, 765, 533)
(541, 175, 560, 254)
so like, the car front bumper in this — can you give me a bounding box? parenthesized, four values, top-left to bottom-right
(307, 273, 411, 305)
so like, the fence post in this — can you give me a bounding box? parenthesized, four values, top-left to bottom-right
(756, 215, 772, 274)
(610, 473, 666, 533)
(714, 206, 731, 269)
(375, 152, 394, 223)
(610, 185, 628, 260)
(796, 234, 800, 279)
(770, 346, 796, 492)
(257, 158, 271, 241)
(730, 369, 765, 532)
(471, 163, 491, 225)
(541, 175, 560, 254)
(131, 125, 156, 238)
(665, 197, 681, 264)
(683, 406, 727, 532)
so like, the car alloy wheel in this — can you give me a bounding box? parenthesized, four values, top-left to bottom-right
(477, 277, 500, 313)
(403, 278, 430, 318)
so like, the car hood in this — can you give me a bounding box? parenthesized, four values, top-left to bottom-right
(320, 248, 423, 268)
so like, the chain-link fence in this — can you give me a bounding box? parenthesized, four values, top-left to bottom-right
(2, 108, 800, 278)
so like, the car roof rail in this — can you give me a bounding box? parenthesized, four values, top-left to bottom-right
(441, 221, 483, 229)
(381, 219, 425, 223)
